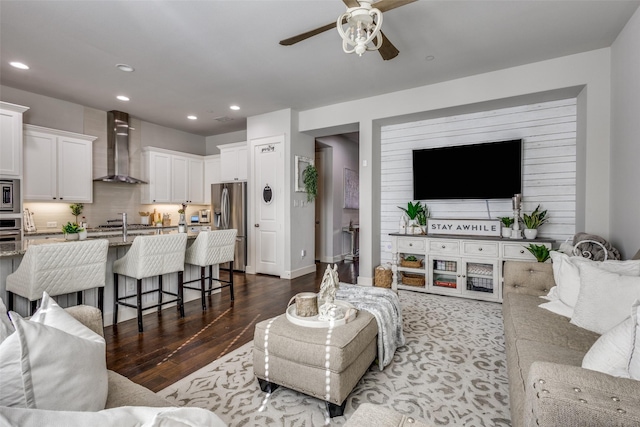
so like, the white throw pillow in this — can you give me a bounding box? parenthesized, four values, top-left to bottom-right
(0, 292, 108, 411)
(0, 297, 14, 344)
(551, 252, 640, 311)
(571, 264, 640, 334)
(582, 300, 639, 378)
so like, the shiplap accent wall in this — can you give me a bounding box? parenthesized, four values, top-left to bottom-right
(380, 98, 577, 263)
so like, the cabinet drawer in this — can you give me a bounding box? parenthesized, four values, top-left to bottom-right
(502, 243, 550, 260)
(462, 241, 498, 257)
(397, 238, 426, 253)
(429, 240, 460, 254)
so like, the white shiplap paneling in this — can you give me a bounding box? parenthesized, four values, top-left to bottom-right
(380, 98, 577, 263)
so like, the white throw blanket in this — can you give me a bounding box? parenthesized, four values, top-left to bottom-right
(336, 283, 405, 370)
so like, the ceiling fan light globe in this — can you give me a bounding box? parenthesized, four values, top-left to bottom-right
(337, 5, 383, 57)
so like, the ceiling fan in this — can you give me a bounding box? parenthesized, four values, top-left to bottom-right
(279, 0, 417, 60)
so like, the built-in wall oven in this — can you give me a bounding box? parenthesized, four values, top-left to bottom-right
(0, 218, 21, 241)
(1, 179, 20, 213)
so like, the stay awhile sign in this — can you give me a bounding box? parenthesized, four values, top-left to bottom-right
(427, 218, 501, 237)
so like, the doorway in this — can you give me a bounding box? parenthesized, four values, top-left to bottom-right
(252, 135, 284, 276)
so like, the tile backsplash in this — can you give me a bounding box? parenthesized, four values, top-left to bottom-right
(25, 181, 208, 230)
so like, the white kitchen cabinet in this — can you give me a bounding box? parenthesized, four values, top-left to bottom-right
(141, 149, 172, 204)
(219, 142, 248, 182)
(0, 102, 29, 177)
(390, 234, 553, 302)
(141, 148, 204, 204)
(23, 125, 95, 202)
(203, 155, 221, 204)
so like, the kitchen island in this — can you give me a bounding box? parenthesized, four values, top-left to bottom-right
(0, 230, 221, 325)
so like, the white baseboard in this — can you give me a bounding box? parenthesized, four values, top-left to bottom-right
(284, 264, 317, 280)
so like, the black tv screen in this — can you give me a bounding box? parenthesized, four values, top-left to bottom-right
(412, 139, 522, 200)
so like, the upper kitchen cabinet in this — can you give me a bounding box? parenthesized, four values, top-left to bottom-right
(0, 102, 29, 177)
(23, 125, 96, 202)
(171, 154, 204, 204)
(203, 154, 221, 204)
(141, 147, 204, 204)
(219, 142, 248, 182)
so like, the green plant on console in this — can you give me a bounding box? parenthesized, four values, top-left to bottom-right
(303, 164, 318, 202)
(416, 203, 430, 226)
(62, 222, 83, 234)
(404, 255, 418, 262)
(398, 201, 424, 220)
(522, 204, 548, 229)
(498, 216, 514, 227)
(524, 244, 551, 263)
(69, 203, 84, 225)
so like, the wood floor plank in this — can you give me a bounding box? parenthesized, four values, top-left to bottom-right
(105, 261, 359, 392)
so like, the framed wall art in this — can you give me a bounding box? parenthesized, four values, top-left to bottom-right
(344, 168, 359, 209)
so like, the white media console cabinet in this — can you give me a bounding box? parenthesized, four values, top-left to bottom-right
(389, 233, 554, 303)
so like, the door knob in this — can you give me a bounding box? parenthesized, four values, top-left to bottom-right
(255, 224, 260, 227)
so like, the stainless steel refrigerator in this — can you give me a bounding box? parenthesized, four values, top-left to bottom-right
(211, 182, 247, 271)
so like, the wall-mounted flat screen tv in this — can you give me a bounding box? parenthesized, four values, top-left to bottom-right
(412, 139, 522, 200)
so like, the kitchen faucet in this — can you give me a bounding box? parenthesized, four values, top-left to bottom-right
(119, 212, 127, 242)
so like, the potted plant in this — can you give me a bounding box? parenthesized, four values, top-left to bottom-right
(524, 243, 551, 262)
(62, 222, 86, 240)
(416, 203, 430, 234)
(398, 201, 424, 234)
(521, 204, 548, 239)
(498, 216, 515, 238)
(303, 164, 318, 202)
(69, 203, 84, 225)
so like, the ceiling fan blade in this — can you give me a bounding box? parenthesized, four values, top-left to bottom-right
(342, 0, 360, 7)
(279, 22, 337, 46)
(376, 0, 418, 13)
(377, 31, 399, 60)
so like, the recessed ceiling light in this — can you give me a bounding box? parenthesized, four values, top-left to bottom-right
(187, 115, 198, 120)
(116, 63, 135, 72)
(229, 105, 240, 111)
(10, 61, 29, 70)
(116, 95, 130, 101)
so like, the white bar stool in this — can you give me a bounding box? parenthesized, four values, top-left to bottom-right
(6, 239, 109, 315)
(183, 229, 237, 311)
(112, 233, 188, 333)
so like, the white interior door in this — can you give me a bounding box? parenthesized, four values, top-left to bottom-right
(253, 139, 282, 276)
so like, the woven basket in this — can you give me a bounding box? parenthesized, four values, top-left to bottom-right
(374, 266, 392, 288)
(400, 273, 425, 286)
(400, 257, 423, 268)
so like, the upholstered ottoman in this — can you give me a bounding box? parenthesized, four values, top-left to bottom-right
(253, 310, 377, 416)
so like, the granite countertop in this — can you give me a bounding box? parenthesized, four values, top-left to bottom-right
(0, 230, 198, 258)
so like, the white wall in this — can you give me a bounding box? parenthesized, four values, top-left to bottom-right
(316, 135, 359, 260)
(141, 122, 206, 155)
(206, 130, 247, 155)
(379, 98, 577, 264)
(610, 7, 640, 259)
(299, 49, 612, 283)
(246, 109, 316, 279)
(1, 85, 85, 133)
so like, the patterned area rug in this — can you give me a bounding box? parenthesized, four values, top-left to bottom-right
(158, 291, 511, 426)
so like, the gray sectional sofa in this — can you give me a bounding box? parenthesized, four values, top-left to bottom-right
(502, 260, 640, 427)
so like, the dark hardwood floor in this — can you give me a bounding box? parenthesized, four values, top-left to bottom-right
(105, 261, 359, 392)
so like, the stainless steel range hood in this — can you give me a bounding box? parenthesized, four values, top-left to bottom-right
(94, 110, 147, 184)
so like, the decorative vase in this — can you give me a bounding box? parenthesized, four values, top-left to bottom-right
(78, 229, 87, 240)
(407, 219, 418, 234)
(501, 227, 512, 238)
(64, 233, 79, 241)
(523, 228, 538, 239)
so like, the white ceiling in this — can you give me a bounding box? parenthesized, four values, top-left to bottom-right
(1, 0, 638, 137)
